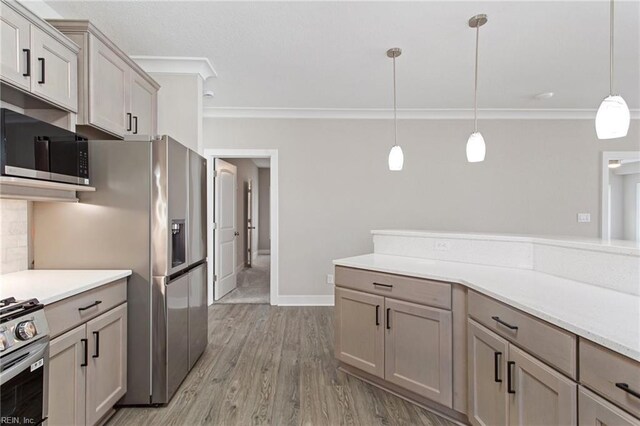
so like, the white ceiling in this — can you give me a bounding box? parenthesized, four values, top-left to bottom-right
(45, 1, 640, 116)
(252, 158, 271, 168)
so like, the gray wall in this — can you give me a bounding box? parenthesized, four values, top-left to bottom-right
(225, 158, 260, 269)
(258, 168, 271, 251)
(204, 118, 640, 296)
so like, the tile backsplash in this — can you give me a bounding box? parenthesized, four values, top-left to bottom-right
(1, 200, 29, 274)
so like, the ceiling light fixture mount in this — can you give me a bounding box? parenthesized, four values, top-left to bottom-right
(387, 47, 404, 171)
(466, 14, 488, 163)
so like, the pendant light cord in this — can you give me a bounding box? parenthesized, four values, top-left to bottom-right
(393, 54, 398, 147)
(474, 25, 479, 133)
(610, 0, 614, 95)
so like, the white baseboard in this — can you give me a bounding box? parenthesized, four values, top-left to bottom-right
(235, 264, 245, 274)
(277, 295, 334, 306)
(257, 249, 270, 255)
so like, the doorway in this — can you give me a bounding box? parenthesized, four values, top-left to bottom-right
(205, 149, 278, 306)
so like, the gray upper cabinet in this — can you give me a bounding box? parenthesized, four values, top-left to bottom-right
(47, 20, 159, 139)
(0, 0, 78, 111)
(87, 34, 129, 136)
(0, 2, 30, 90)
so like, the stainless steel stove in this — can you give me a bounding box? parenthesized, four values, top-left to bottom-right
(0, 297, 50, 425)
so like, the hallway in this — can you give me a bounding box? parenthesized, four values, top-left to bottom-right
(218, 255, 270, 304)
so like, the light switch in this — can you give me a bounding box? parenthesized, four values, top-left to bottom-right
(327, 274, 334, 285)
(577, 213, 591, 223)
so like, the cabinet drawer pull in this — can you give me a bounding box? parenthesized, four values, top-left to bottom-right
(494, 351, 502, 383)
(78, 300, 102, 311)
(492, 316, 518, 330)
(92, 331, 100, 358)
(507, 361, 516, 394)
(373, 282, 393, 289)
(22, 49, 30, 77)
(81, 338, 88, 367)
(616, 383, 640, 399)
(37, 58, 45, 84)
(386, 308, 391, 330)
(133, 116, 138, 134)
(375, 305, 380, 326)
(126, 113, 132, 131)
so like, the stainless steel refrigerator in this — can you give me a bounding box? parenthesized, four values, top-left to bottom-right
(32, 135, 208, 405)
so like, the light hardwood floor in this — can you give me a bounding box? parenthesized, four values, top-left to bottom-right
(108, 304, 457, 426)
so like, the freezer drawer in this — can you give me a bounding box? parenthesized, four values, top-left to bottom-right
(188, 263, 208, 369)
(165, 273, 190, 401)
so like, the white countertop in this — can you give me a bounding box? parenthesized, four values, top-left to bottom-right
(0, 269, 132, 305)
(334, 253, 640, 362)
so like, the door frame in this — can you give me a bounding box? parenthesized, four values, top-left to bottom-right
(204, 148, 279, 306)
(600, 151, 640, 239)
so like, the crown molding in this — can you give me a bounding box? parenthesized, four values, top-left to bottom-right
(203, 107, 640, 120)
(130, 56, 217, 81)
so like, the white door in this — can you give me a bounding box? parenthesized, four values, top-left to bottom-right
(214, 159, 237, 300)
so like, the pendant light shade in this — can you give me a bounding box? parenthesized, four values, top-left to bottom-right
(387, 47, 403, 171)
(597, 0, 629, 139)
(467, 14, 488, 163)
(596, 95, 630, 139)
(466, 132, 486, 163)
(388, 145, 404, 170)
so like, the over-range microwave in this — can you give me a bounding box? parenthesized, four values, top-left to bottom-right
(0, 108, 89, 185)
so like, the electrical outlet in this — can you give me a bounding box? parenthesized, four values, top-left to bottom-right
(435, 241, 451, 251)
(577, 213, 591, 223)
(327, 274, 335, 285)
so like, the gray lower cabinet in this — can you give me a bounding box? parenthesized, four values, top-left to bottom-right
(468, 319, 509, 426)
(49, 325, 87, 426)
(385, 298, 452, 406)
(335, 287, 385, 378)
(48, 302, 127, 426)
(468, 318, 577, 426)
(85, 303, 128, 426)
(335, 281, 454, 408)
(579, 386, 640, 426)
(508, 345, 577, 425)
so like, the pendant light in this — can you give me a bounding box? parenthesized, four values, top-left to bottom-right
(467, 14, 488, 163)
(387, 47, 404, 171)
(596, 0, 630, 139)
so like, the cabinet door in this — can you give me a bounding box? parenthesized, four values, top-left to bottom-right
(579, 386, 640, 426)
(335, 287, 385, 378)
(0, 3, 30, 90)
(48, 325, 87, 426)
(468, 319, 509, 426)
(30, 26, 77, 112)
(130, 70, 157, 137)
(384, 297, 453, 406)
(508, 345, 577, 426)
(88, 34, 129, 137)
(86, 303, 127, 426)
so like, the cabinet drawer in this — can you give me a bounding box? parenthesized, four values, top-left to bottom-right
(468, 291, 576, 378)
(335, 266, 451, 309)
(580, 339, 640, 418)
(45, 279, 127, 338)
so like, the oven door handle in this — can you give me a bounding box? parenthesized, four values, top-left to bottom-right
(0, 337, 49, 386)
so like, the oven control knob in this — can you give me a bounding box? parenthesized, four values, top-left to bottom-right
(0, 331, 13, 351)
(15, 321, 37, 341)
